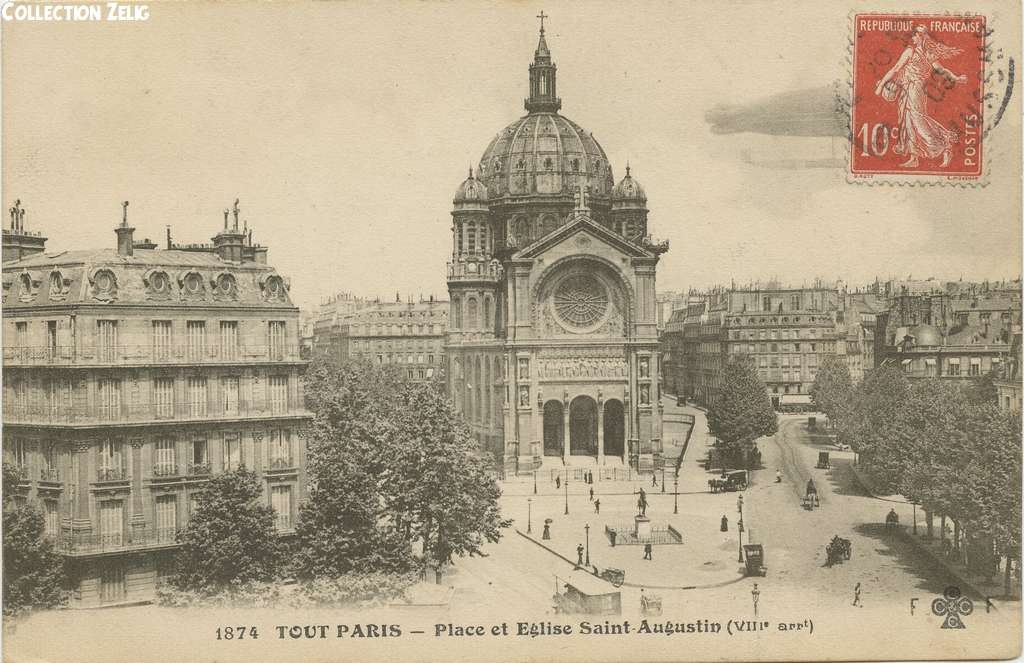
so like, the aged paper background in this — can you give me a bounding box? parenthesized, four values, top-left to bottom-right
(2, 1, 1021, 661)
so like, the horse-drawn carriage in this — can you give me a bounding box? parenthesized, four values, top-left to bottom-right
(815, 451, 830, 469)
(709, 470, 749, 493)
(599, 567, 625, 588)
(743, 544, 767, 577)
(825, 536, 852, 566)
(801, 478, 819, 510)
(552, 571, 621, 615)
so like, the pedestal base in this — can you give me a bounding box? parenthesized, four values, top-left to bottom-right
(634, 515, 652, 540)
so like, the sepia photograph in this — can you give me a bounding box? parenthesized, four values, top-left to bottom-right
(1, 1, 1021, 661)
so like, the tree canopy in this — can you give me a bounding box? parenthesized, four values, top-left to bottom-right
(295, 357, 509, 582)
(2, 463, 67, 616)
(168, 467, 281, 593)
(707, 357, 777, 467)
(838, 372, 1021, 590)
(810, 355, 855, 428)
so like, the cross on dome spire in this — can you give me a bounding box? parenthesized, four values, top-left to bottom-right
(525, 14, 560, 113)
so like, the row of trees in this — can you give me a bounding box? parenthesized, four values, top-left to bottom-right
(812, 358, 1021, 596)
(163, 357, 508, 601)
(707, 357, 778, 469)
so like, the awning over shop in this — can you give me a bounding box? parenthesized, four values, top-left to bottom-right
(970, 357, 982, 365)
(901, 359, 912, 365)
(948, 357, 961, 364)
(924, 358, 936, 366)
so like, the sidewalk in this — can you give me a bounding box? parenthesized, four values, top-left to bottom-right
(849, 463, 1016, 607)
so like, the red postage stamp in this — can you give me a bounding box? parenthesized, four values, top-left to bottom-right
(851, 14, 986, 181)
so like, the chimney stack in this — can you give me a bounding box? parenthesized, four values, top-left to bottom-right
(115, 200, 135, 256)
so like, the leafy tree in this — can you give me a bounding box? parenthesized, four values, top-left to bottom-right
(168, 468, 281, 593)
(293, 358, 416, 578)
(810, 355, 854, 429)
(838, 365, 910, 493)
(963, 370, 999, 406)
(386, 384, 510, 582)
(296, 356, 509, 583)
(961, 407, 1021, 594)
(2, 464, 67, 616)
(707, 357, 777, 468)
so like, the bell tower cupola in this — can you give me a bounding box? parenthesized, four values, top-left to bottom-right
(525, 12, 561, 114)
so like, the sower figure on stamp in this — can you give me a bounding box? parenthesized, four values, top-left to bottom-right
(874, 25, 968, 168)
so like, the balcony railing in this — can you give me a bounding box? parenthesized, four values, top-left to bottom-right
(56, 527, 179, 555)
(39, 467, 60, 482)
(269, 457, 295, 470)
(152, 463, 179, 478)
(187, 462, 212, 476)
(4, 400, 307, 425)
(96, 467, 128, 482)
(2, 344, 303, 367)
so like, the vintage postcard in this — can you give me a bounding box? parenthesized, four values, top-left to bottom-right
(1, 1, 1021, 662)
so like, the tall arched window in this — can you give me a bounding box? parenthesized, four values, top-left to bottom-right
(484, 297, 493, 330)
(452, 296, 462, 329)
(466, 298, 479, 330)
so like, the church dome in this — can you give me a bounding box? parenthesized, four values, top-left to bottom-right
(909, 324, 943, 347)
(611, 166, 647, 207)
(473, 24, 614, 202)
(476, 113, 614, 200)
(453, 170, 489, 206)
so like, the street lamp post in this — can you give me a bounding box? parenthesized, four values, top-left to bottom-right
(673, 473, 679, 515)
(564, 473, 569, 515)
(584, 524, 590, 566)
(751, 583, 760, 617)
(527, 498, 532, 534)
(661, 466, 666, 493)
(533, 470, 537, 495)
(737, 494, 745, 563)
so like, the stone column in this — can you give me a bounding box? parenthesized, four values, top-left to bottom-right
(73, 441, 92, 531)
(597, 393, 605, 464)
(562, 392, 571, 464)
(130, 439, 145, 533)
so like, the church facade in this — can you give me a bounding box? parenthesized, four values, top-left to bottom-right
(445, 23, 668, 474)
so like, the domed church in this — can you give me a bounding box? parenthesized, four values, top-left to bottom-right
(445, 19, 669, 474)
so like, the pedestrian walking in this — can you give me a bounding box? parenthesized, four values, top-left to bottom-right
(721, 515, 729, 532)
(594, 499, 601, 514)
(555, 475, 561, 490)
(643, 543, 652, 560)
(577, 544, 585, 567)
(589, 487, 594, 502)
(542, 523, 551, 540)
(853, 582, 862, 607)
(652, 473, 658, 488)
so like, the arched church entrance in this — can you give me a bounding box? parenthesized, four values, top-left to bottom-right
(603, 399, 625, 457)
(569, 396, 598, 456)
(543, 400, 564, 456)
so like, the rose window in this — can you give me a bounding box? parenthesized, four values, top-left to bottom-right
(554, 275, 608, 328)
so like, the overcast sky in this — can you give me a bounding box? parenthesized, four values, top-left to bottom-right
(3, 0, 1020, 310)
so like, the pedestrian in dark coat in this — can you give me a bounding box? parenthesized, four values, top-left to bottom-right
(643, 543, 652, 560)
(577, 544, 585, 567)
(542, 523, 551, 540)
(589, 487, 594, 501)
(555, 475, 561, 490)
(594, 499, 601, 514)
